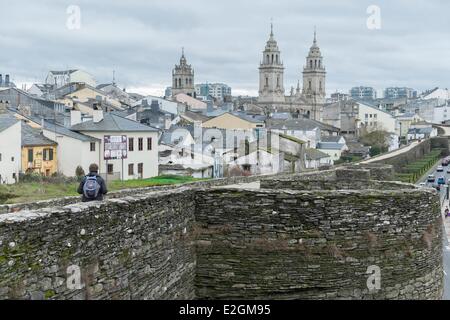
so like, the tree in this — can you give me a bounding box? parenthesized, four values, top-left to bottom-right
(359, 130, 390, 156)
(75, 166, 85, 178)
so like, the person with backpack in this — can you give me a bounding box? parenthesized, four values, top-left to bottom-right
(77, 163, 108, 202)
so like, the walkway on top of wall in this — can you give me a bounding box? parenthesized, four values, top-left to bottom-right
(360, 141, 422, 164)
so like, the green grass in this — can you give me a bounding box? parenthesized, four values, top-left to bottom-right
(0, 175, 206, 204)
(394, 148, 444, 183)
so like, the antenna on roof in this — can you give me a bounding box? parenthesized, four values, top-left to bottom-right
(112, 70, 116, 86)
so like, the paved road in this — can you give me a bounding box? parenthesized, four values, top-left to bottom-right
(416, 160, 450, 299)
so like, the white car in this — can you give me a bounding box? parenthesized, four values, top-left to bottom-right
(419, 182, 427, 187)
(437, 166, 444, 172)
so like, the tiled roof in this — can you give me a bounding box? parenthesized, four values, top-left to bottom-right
(71, 113, 159, 132)
(305, 148, 330, 160)
(21, 123, 57, 146)
(317, 142, 345, 150)
(321, 136, 344, 143)
(0, 112, 19, 133)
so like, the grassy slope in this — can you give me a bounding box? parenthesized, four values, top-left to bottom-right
(0, 175, 205, 204)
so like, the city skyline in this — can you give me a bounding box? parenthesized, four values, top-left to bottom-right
(2, 0, 450, 96)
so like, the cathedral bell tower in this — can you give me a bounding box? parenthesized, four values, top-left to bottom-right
(258, 23, 285, 104)
(172, 48, 195, 98)
(302, 29, 326, 108)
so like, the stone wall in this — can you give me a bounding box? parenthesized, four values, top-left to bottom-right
(369, 140, 432, 172)
(194, 188, 442, 300)
(0, 166, 444, 300)
(260, 166, 413, 191)
(0, 188, 196, 299)
(0, 172, 282, 214)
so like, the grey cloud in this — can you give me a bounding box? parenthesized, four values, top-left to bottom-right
(1, 0, 449, 95)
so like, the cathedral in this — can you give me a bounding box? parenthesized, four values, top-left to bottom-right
(172, 48, 195, 98)
(256, 24, 326, 121)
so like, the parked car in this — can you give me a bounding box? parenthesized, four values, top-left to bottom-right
(437, 166, 444, 172)
(428, 175, 436, 183)
(438, 177, 446, 185)
(446, 167, 450, 174)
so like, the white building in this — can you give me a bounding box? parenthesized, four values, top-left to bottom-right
(432, 103, 450, 124)
(195, 83, 232, 101)
(266, 118, 321, 149)
(317, 136, 348, 164)
(0, 112, 21, 184)
(305, 148, 332, 169)
(45, 69, 96, 88)
(356, 101, 397, 134)
(70, 110, 159, 180)
(134, 95, 180, 115)
(422, 87, 450, 101)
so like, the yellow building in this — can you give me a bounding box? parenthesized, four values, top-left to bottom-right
(21, 123, 58, 176)
(202, 112, 265, 130)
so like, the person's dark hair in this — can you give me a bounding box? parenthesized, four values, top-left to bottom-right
(89, 163, 99, 173)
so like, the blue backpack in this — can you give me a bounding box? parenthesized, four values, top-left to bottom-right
(83, 176, 100, 199)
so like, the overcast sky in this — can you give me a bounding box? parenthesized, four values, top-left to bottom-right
(1, 0, 450, 97)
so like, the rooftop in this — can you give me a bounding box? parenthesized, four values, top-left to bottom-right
(70, 112, 159, 132)
(21, 123, 57, 147)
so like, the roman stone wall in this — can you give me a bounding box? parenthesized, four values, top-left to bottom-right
(194, 188, 442, 300)
(0, 188, 196, 299)
(0, 174, 270, 214)
(0, 166, 444, 300)
(369, 139, 432, 172)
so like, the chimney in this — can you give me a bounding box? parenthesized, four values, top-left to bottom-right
(93, 110, 104, 123)
(70, 110, 82, 126)
(164, 114, 172, 130)
(5, 74, 9, 86)
(0, 100, 7, 114)
(150, 100, 160, 112)
(207, 100, 214, 113)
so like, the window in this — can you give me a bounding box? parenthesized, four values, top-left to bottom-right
(129, 138, 134, 151)
(245, 140, 250, 156)
(147, 137, 152, 150)
(365, 114, 369, 118)
(265, 77, 268, 87)
(308, 81, 312, 90)
(128, 163, 134, 175)
(0, 153, 2, 161)
(374, 114, 377, 119)
(138, 138, 143, 151)
(11, 157, 14, 162)
(138, 163, 143, 175)
(107, 164, 113, 174)
(90, 142, 96, 152)
(43, 148, 53, 161)
(28, 148, 33, 162)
